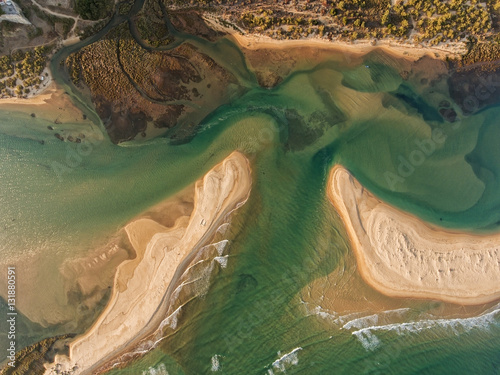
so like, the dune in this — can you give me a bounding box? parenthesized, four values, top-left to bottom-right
(44, 151, 252, 374)
(327, 165, 500, 305)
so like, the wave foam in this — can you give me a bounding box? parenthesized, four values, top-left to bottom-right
(342, 308, 411, 330)
(213, 239, 229, 256)
(211, 354, 222, 372)
(217, 223, 230, 235)
(306, 301, 500, 352)
(214, 255, 228, 268)
(349, 307, 500, 351)
(158, 305, 183, 331)
(269, 347, 302, 374)
(352, 330, 381, 351)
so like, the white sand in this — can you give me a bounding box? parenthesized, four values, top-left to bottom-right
(45, 151, 252, 374)
(328, 165, 500, 305)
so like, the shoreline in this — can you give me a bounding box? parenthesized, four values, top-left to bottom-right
(0, 22, 465, 105)
(44, 151, 252, 375)
(0, 81, 95, 130)
(0, 81, 56, 107)
(327, 165, 500, 306)
(204, 15, 466, 62)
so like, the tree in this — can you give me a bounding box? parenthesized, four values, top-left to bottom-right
(74, 0, 112, 20)
(15, 85, 23, 97)
(381, 9, 390, 25)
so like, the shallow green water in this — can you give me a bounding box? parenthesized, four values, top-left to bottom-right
(1, 32, 500, 374)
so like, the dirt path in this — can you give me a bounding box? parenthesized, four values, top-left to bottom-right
(31, 0, 80, 20)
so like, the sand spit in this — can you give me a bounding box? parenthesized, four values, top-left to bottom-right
(44, 151, 252, 375)
(328, 165, 500, 305)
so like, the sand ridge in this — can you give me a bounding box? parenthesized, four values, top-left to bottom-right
(44, 151, 252, 375)
(327, 165, 500, 305)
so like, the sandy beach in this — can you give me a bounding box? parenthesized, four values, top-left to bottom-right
(1, 19, 461, 109)
(203, 14, 466, 62)
(327, 165, 500, 305)
(44, 151, 252, 375)
(232, 33, 464, 61)
(0, 86, 54, 106)
(0, 81, 93, 126)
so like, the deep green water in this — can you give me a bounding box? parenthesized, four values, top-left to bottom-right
(1, 30, 500, 374)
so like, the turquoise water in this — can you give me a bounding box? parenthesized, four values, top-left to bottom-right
(1, 26, 500, 374)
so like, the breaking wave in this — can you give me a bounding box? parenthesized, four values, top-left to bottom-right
(348, 305, 500, 351)
(267, 347, 302, 374)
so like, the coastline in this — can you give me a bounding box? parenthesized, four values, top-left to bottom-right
(0, 81, 93, 127)
(0, 22, 465, 106)
(0, 92, 53, 107)
(204, 15, 466, 62)
(0, 66, 53, 102)
(44, 151, 252, 375)
(0, 81, 55, 107)
(327, 165, 500, 306)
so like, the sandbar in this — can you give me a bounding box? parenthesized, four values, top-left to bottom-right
(44, 151, 252, 374)
(328, 165, 500, 305)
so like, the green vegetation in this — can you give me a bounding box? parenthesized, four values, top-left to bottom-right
(1, 20, 20, 33)
(0, 334, 74, 375)
(15, 46, 51, 79)
(2, 0, 499, 104)
(65, 51, 82, 85)
(59, 17, 76, 37)
(78, 19, 108, 40)
(241, 11, 320, 30)
(29, 4, 76, 38)
(397, 0, 492, 44)
(74, 0, 113, 20)
(118, 0, 135, 15)
(133, 0, 173, 47)
(461, 41, 500, 67)
(0, 46, 52, 97)
(27, 26, 44, 40)
(223, 0, 499, 47)
(66, 24, 140, 101)
(135, 14, 173, 47)
(62, 14, 239, 142)
(0, 55, 13, 79)
(67, 24, 179, 101)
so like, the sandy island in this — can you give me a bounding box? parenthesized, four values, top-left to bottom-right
(44, 151, 252, 375)
(328, 165, 500, 305)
